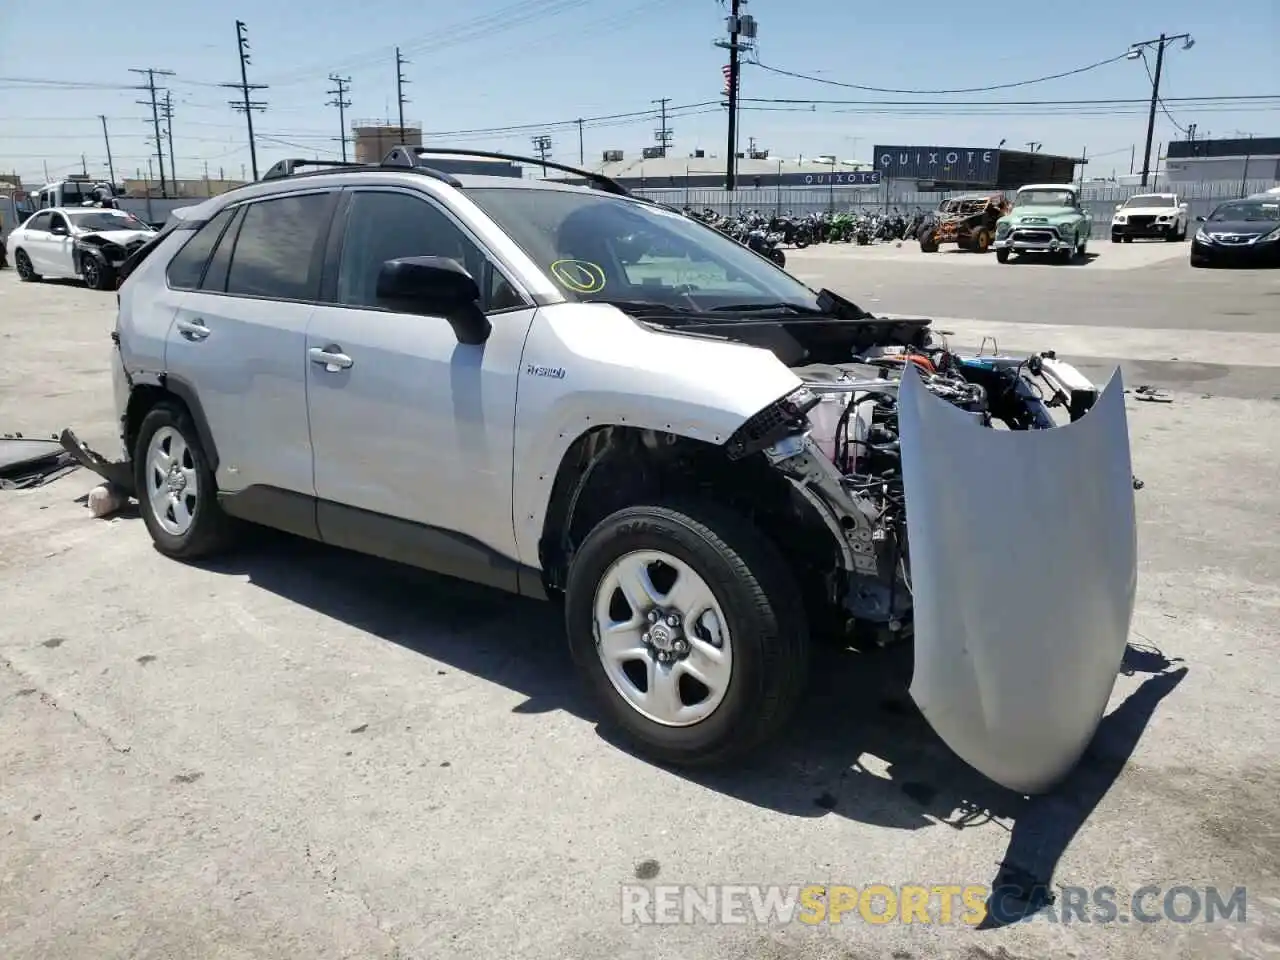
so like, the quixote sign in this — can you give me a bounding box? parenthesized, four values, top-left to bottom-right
(873, 146, 1000, 185)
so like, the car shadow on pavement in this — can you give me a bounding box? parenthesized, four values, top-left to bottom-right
(188, 526, 1186, 922)
(1000, 252, 1101, 267)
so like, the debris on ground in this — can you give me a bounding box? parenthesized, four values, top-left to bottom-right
(0, 434, 80, 489)
(87, 483, 130, 518)
(1131, 385, 1172, 403)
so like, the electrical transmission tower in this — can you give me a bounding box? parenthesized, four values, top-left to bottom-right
(395, 48, 411, 143)
(531, 135, 552, 174)
(326, 75, 353, 162)
(221, 20, 268, 180)
(161, 90, 177, 189)
(130, 67, 174, 198)
(652, 97, 673, 157)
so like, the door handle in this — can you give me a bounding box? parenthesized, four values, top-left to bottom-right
(309, 345, 354, 371)
(175, 318, 210, 340)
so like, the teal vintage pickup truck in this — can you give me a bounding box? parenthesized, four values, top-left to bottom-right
(993, 184, 1093, 263)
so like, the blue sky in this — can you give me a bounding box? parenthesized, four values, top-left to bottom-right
(1, 0, 1276, 185)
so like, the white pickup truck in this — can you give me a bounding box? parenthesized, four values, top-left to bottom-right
(1110, 192, 1189, 242)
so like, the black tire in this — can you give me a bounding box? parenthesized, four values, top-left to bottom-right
(920, 238, 939, 253)
(971, 228, 992, 253)
(565, 500, 810, 767)
(133, 401, 237, 560)
(1190, 255, 1210, 268)
(80, 255, 115, 291)
(1110, 234, 1121, 243)
(14, 249, 41, 282)
(996, 248, 1011, 263)
(1122, 235, 1134, 243)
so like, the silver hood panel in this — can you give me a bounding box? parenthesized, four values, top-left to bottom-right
(897, 363, 1137, 794)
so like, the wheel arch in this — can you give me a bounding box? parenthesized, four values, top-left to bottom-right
(124, 375, 220, 472)
(536, 424, 844, 619)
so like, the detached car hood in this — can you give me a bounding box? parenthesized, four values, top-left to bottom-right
(898, 363, 1137, 794)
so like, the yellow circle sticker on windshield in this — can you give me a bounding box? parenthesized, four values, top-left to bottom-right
(550, 259, 606, 294)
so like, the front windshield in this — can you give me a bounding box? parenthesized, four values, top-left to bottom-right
(1017, 189, 1076, 207)
(467, 187, 819, 313)
(1208, 200, 1280, 222)
(68, 210, 149, 231)
(1124, 195, 1175, 208)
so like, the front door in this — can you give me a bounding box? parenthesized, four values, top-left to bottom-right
(305, 187, 536, 573)
(164, 191, 337, 497)
(47, 212, 75, 278)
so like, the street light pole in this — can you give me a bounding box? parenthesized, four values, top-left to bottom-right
(1128, 32, 1194, 187)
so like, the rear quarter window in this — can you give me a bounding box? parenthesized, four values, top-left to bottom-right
(165, 207, 237, 290)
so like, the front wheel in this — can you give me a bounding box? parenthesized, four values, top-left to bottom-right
(996, 248, 1011, 263)
(80, 255, 115, 291)
(565, 501, 809, 767)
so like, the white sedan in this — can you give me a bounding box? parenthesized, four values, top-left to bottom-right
(6, 207, 156, 290)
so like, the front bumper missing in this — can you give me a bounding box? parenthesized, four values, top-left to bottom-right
(58, 428, 134, 495)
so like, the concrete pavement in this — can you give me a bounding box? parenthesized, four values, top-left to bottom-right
(1, 262, 1278, 960)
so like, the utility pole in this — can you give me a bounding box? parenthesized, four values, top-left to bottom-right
(222, 20, 268, 180)
(326, 74, 352, 162)
(715, 0, 757, 190)
(395, 48, 410, 144)
(162, 90, 177, 190)
(99, 116, 117, 187)
(531, 135, 552, 175)
(1127, 32, 1194, 187)
(81, 154, 88, 176)
(130, 67, 174, 198)
(653, 98, 673, 157)
(576, 118, 585, 165)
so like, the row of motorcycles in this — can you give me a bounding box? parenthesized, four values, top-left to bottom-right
(681, 207, 934, 264)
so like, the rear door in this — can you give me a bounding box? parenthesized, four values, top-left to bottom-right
(18, 211, 53, 272)
(165, 190, 337, 497)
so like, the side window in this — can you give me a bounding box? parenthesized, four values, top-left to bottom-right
(334, 190, 525, 311)
(26, 212, 52, 232)
(49, 213, 69, 233)
(166, 206, 237, 290)
(225, 193, 332, 300)
(199, 206, 246, 293)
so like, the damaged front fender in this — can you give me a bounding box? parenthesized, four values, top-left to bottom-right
(897, 363, 1137, 794)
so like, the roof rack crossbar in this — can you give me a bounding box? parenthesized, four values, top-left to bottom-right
(387, 146, 632, 197)
(261, 158, 365, 181)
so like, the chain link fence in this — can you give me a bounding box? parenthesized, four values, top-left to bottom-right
(632, 179, 1279, 240)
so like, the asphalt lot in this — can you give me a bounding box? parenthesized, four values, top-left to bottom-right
(1, 245, 1278, 960)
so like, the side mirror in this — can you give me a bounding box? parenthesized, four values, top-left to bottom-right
(50, 222, 68, 236)
(1114, 204, 1123, 210)
(1195, 215, 1206, 222)
(375, 256, 491, 345)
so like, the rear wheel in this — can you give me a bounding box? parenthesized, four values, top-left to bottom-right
(133, 402, 237, 560)
(971, 228, 992, 253)
(565, 500, 809, 767)
(14, 249, 40, 281)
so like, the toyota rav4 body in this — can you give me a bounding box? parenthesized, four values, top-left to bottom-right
(62, 149, 1138, 793)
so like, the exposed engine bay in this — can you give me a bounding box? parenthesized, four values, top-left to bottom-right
(75, 233, 150, 274)
(701, 291, 1108, 644)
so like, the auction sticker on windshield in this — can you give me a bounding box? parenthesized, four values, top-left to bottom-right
(550, 259, 606, 293)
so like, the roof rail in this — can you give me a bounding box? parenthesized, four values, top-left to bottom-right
(261, 158, 364, 181)
(384, 146, 632, 197)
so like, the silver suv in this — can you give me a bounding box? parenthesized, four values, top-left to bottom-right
(67, 148, 1138, 792)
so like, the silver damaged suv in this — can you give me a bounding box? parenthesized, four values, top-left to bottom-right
(65, 148, 1140, 793)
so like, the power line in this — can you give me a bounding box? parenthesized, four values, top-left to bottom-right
(326, 75, 353, 162)
(746, 51, 1131, 95)
(130, 67, 174, 197)
(395, 48, 410, 143)
(652, 97, 673, 157)
(221, 20, 268, 181)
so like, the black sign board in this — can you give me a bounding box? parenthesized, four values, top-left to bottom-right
(874, 146, 1001, 185)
